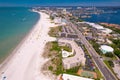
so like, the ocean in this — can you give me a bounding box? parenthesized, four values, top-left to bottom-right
(0, 7, 40, 62)
(82, 7, 120, 25)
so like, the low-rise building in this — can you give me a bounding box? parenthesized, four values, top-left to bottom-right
(99, 45, 114, 54)
(60, 42, 74, 58)
(58, 39, 86, 69)
(59, 33, 78, 39)
(54, 17, 62, 24)
(58, 74, 93, 80)
(54, 17, 67, 25)
(85, 22, 112, 34)
(61, 49, 75, 58)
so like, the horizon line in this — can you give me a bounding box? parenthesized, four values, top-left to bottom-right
(0, 5, 120, 7)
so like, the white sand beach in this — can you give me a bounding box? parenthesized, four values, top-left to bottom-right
(0, 11, 57, 80)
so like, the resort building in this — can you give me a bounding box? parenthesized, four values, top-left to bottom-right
(58, 74, 93, 80)
(59, 33, 78, 39)
(85, 22, 112, 34)
(99, 45, 114, 54)
(53, 17, 67, 25)
(54, 17, 62, 24)
(61, 49, 75, 58)
(59, 25, 78, 39)
(58, 39, 86, 69)
(59, 42, 74, 58)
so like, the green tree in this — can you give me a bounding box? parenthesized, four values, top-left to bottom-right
(112, 39, 120, 48)
(105, 52, 114, 58)
(49, 66, 53, 71)
(114, 49, 120, 58)
(108, 60, 114, 67)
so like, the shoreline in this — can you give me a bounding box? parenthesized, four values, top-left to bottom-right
(0, 11, 57, 80)
(0, 11, 40, 71)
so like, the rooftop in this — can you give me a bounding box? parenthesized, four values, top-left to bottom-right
(58, 39, 86, 69)
(100, 45, 114, 51)
(100, 45, 114, 54)
(61, 74, 93, 80)
(81, 22, 112, 34)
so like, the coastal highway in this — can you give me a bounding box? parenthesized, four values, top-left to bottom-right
(68, 21, 117, 80)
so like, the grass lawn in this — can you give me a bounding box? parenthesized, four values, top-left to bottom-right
(60, 45, 72, 52)
(42, 41, 64, 75)
(50, 41, 61, 51)
(103, 60, 115, 73)
(48, 26, 62, 37)
(94, 68, 103, 79)
(103, 60, 119, 79)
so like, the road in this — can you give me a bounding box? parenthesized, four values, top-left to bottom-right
(68, 21, 117, 80)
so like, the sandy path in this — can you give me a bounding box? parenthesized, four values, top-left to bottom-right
(0, 11, 57, 80)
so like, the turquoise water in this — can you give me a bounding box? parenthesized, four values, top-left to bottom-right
(0, 7, 40, 62)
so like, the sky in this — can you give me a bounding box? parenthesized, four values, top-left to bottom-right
(0, 0, 120, 7)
